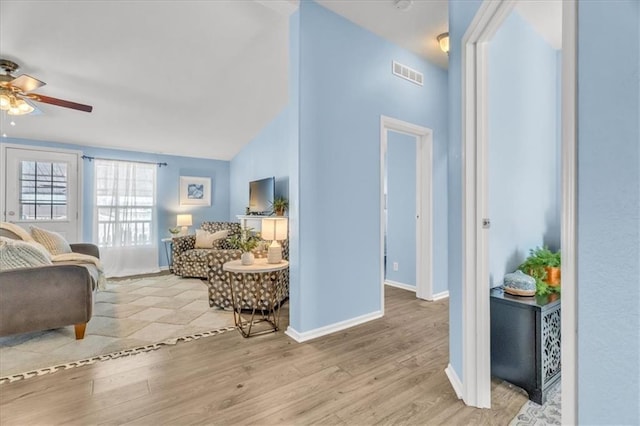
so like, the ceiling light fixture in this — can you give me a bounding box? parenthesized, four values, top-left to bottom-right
(394, 0, 413, 11)
(1, 93, 34, 116)
(437, 32, 450, 55)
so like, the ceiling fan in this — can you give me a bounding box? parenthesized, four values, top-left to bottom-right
(0, 59, 93, 116)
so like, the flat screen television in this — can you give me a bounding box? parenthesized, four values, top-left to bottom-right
(248, 176, 275, 215)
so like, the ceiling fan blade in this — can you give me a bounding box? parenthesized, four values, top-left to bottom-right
(11, 74, 46, 92)
(28, 93, 93, 113)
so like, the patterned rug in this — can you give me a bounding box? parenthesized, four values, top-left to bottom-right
(510, 382, 561, 425)
(0, 274, 237, 383)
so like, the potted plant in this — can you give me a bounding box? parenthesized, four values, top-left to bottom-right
(228, 228, 262, 265)
(270, 196, 289, 216)
(517, 246, 561, 295)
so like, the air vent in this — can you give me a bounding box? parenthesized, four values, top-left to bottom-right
(392, 61, 423, 86)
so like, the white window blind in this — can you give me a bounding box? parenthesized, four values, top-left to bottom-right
(94, 159, 159, 277)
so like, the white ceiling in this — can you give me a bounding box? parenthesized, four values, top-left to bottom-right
(0, 1, 563, 161)
(316, 0, 450, 69)
(0, 1, 290, 160)
(0, 0, 452, 160)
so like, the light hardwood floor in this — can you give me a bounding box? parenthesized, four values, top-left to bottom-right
(0, 286, 526, 425)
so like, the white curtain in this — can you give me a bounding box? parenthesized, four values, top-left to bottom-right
(94, 159, 159, 277)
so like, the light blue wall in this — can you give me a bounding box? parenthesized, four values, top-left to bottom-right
(488, 11, 561, 287)
(577, 0, 639, 423)
(386, 131, 417, 287)
(448, 0, 483, 382)
(229, 107, 290, 218)
(294, 0, 449, 332)
(2, 137, 230, 268)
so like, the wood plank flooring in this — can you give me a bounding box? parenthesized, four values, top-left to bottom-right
(0, 286, 527, 425)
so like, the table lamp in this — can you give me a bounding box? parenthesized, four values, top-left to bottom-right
(176, 214, 193, 236)
(261, 217, 288, 263)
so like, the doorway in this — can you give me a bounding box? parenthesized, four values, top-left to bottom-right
(1, 144, 82, 241)
(380, 116, 433, 307)
(460, 0, 577, 422)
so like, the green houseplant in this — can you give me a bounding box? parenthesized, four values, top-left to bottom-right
(517, 246, 561, 295)
(228, 228, 262, 265)
(270, 196, 289, 216)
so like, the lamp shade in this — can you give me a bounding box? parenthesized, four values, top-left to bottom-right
(261, 217, 288, 241)
(176, 214, 193, 227)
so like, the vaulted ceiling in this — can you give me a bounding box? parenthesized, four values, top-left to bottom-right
(0, 1, 559, 161)
(0, 1, 290, 160)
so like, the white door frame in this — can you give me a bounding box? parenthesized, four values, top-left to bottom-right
(380, 115, 433, 308)
(0, 143, 84, 240)
(460, 0, 577, 421)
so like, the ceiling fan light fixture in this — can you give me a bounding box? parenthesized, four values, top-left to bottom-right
(7, 97, 33, 115)
(0, 93, 10, 110)
(17, 99, 33, 113)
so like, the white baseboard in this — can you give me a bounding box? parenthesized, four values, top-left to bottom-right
(445, 363, 463, 399)
(428, 290, 449, 301)
(285, 310, 383, 343)
(384, 280, 416, 292)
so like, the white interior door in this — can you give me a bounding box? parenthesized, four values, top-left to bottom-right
(3, 145, 81, 242)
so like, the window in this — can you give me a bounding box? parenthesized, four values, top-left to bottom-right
(19, 161, 68, 221)
(94, 160, 156, 247)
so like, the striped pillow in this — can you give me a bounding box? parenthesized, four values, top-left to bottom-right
(29, 226, 72, 256)
(0, 238, 53, 271)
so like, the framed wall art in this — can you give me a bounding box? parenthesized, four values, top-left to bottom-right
(179, 176, 211, 206)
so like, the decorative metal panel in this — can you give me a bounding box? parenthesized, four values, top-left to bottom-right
(542, 308, 561, 384)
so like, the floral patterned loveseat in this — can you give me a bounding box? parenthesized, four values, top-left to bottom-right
(171, 221, 242, 279)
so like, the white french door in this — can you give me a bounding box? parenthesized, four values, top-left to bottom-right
(2, 145, 81, 242)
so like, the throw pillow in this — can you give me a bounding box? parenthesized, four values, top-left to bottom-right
(195, 229, 229, 249)
(0, 238, 53, 271)
(29, 226, 72, 255)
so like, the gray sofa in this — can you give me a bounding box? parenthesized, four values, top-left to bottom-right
(0, 228, 100, 339)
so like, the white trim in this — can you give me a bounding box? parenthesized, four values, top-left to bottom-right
(445, 363, 463, 400)
(380, 115, 433, 307)
(461, 0, 516, 409)
(461, 0, 578, 416)
(561, 0, 578, 424)
(0, 142, 84, 242)
(384, 280, 416, 292)
(285, 310, 383, 343)
(428, 290, 449, 301)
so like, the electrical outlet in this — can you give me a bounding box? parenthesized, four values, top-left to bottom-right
(393, 262, 399, 271)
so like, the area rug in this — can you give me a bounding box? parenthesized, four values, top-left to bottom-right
(0, 274, 237, 384)
(510, 382, 561, 425)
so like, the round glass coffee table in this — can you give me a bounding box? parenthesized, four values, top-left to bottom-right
(222, 258, 289, 338)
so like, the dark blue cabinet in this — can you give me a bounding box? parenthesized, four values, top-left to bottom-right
(490, 288, 561, 405)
